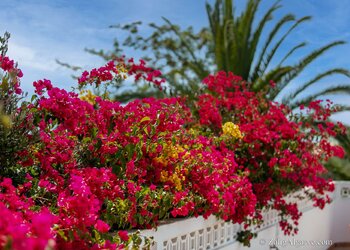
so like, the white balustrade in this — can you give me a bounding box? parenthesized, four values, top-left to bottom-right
(138, 181, 350, 250)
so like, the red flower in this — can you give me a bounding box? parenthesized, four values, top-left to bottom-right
(118, 230, 129, 242)
(95, 220, 110, 233)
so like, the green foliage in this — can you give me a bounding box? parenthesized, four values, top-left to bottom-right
(0, 32, 10, 57)
(0, 32, 39, 185)
(114, 19, 211, 100)
(236, 230, 257, 247)
(325, 128, 350, 180)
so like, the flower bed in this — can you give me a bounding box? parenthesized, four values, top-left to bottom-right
(0, 55, 345, 249)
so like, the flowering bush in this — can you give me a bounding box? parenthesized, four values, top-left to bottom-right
(195, 72, 344, 244)
(0, 55, 345, 249)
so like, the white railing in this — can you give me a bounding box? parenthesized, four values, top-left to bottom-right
(142, 215, 240, 250)
(139, 181, 350, 250)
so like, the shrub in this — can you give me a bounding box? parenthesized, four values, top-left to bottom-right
(0, 33, 39, 185)
(0, 57, 344, 249)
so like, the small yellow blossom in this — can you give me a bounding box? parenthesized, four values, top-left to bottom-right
(116, 63, 128, 80)
(156, 142, 191, 191)
(159, 166, 185, 191)
(79, 90, 97, 105)
(222, 122, 243, 139)
(162, 143, 185, 159)
(154, 156, 168, 166)
(171, 173, 182, 191)
(160, 170, 169, 182)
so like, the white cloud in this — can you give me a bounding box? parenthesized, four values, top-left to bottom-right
(8, 42, 57, 72)
(331, 112, 350, 126)
(0, 0, 117, 92)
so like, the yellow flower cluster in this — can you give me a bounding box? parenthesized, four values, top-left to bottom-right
(79, 90, 97, 105)
(160, 167, 185, 191)
(154, 143, 185, 166)
(222, 122, 243, 139)
(116, 63, 128, 80)
(156, 142, 189, 191)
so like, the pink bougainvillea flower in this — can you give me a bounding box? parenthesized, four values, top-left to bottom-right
(118, 230, 129, 242)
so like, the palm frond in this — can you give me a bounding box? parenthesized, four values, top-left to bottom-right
(283, 68, 350, 104)
(235, 0, 260, 78)
(207, 0, 226, 70)
(277, 42, 307, 67)
(252, 66, 293, 91)
(254, 16, 311, 85)
(290, 84, 350, 109)
(334, 105, 350, 113)
(274, 40, 346, 100)
(250, 12, 295, 82)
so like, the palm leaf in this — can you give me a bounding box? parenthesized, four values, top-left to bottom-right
(283, 68, 350, 104)
(335, 105, 350, 113)
(250, 11, 295, 82)
(206, 0, 226, 70)
(253, 66, 294, 91)
(290, 84, 350, 109)
(236, 0, 260, 78)
(254, 16, 312, 86)
(277, 42, 307, 67)
(274, 40, 346, 100)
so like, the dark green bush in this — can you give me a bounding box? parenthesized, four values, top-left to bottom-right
(0, 32, 39, 185)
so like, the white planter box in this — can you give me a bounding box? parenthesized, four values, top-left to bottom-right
(138, 182, 350, 250)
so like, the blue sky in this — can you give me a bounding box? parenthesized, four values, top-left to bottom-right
(0, 0, 349, 124)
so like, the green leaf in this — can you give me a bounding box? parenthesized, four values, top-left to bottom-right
(143, 126, 149, 136)
(82, 137, 92, 144)
(125, 144, 135, 160)
(140, 116, 151, 123)
(30, 94, 38, 102)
